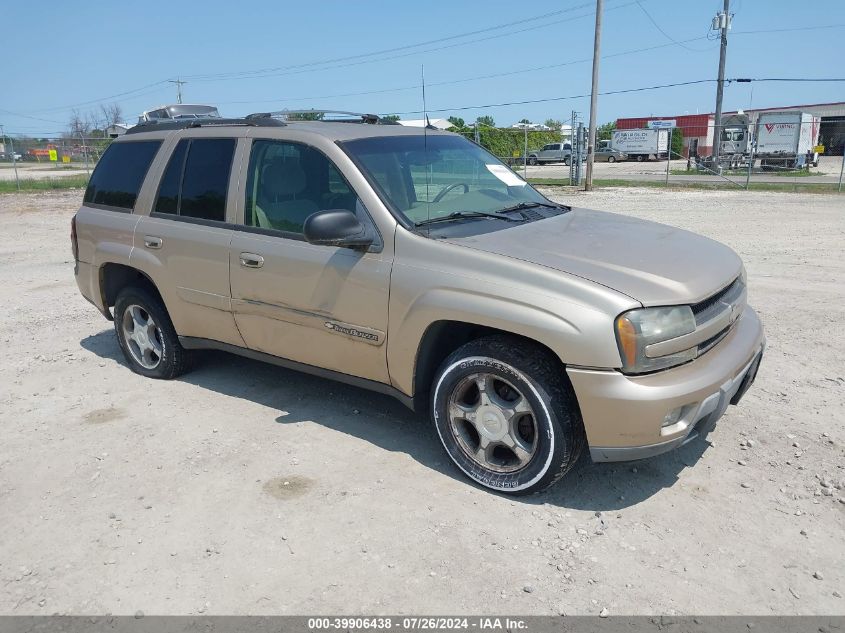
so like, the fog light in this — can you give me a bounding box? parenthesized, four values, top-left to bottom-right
(662, 406, 686, 428)
(662, 403, 698, 430)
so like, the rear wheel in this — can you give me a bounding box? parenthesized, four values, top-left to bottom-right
(527, 156, 538, 166)
(114, 286, 191, 379)
(636, 154, 644, 162)
(431, 336, 584, 495)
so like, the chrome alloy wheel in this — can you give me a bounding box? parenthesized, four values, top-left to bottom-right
(447, 373, 538, 473)
(121, 304, 164, 370)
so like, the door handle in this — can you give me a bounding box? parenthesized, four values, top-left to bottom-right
(144, 236, 162, 249)
(239, 252, 265, 268)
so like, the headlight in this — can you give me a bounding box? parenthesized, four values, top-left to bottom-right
(615, 306, 697, 374)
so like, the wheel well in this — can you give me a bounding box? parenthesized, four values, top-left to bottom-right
(412, 321, 565, 412)
(99, 263, 163, 316)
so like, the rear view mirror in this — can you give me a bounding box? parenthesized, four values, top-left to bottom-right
(303, 209, 373, 250)
(404, 150, 442, 166)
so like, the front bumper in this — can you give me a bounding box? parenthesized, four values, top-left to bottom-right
(567, 305, 765, 462)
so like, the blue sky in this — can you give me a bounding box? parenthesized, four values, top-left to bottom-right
(2, 0, 843, 135)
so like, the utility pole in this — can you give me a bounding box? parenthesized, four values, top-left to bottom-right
(168, 78, 187, 104)
(569, 111, 577, 186)
(711, 0, 731, 169)
(584, 0, 604, 191)
(523, 124, 528, 179)
(1, 124, 21, 191)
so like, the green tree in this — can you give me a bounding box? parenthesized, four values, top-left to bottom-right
(670, 127, 685, 158)
(447, 116, 466, 130)
(518, 118, 531, 125)
(381, 114, 400, 123)
(597, 121, 616, 141)
(544, 119, 562, 130)
(476, 115, 495, 128)
(286, 110, 324, 121)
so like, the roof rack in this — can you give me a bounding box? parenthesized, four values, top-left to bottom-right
(245, 109, 395, 125)
(125, 117, 286, 135)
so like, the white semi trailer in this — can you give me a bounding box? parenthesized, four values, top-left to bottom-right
(754, 112, 821, 170)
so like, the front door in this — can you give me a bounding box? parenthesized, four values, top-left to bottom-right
(228, 138, 392, 383)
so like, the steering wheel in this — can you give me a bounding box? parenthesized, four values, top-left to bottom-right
(432, 182, 469, 203)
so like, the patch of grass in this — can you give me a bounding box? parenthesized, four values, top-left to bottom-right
(669, 168, 821, 177)
(0, 176, 89, 194)
(529, 178, 841, 194)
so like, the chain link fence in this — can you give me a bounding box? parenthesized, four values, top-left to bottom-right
(2, 120, 842, 193)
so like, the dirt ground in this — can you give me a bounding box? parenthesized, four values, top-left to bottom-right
(0, 187, 843, 616)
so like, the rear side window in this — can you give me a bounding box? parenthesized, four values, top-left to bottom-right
(83, 141, 161, 210)
(154, 140, 187, 214)
(153, 138, 235, 222)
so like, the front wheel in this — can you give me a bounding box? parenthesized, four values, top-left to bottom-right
(607, 156, 616, 163)
(431, 336, 584, 495)
(527, 156, 537, 166)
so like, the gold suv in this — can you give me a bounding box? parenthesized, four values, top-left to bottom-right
(72, 113, 764, 494)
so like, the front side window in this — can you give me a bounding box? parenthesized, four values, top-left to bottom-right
(153, 138, 235, 222)
(244, 140, 358, 234)
(342, 134, 553, 227)
(84, 140, 161, 210)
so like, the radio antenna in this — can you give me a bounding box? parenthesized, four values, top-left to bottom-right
(421, 64, 431, 226)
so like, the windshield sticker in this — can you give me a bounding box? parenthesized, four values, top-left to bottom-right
(486, 164, 527, 187)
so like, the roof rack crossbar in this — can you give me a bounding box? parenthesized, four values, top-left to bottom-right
(125, 117, 286, 134)
(245, 109, 393, 124)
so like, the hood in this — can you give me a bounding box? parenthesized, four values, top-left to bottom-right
(445, 208, 742, 306)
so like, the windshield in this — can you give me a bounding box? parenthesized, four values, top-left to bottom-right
(341, 134, 552, 226)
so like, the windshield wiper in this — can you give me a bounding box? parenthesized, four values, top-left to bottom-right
(414, 211, 525, 227)
(496, 201, 568, 216)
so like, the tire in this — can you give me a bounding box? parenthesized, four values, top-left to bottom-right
(636, 154, 644, 162)
(563, 158, 570, 166)
(527, 156, 537, 166)
(607, 156, 615, 163)
(113, 286, 191, 380)
(431, 335, 585, 495)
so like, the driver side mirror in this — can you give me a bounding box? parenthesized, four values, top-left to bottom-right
(303, 209, 373, 250)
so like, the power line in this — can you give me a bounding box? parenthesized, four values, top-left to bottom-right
(183, 0, 606, 82)
(24, 80, 172, 115)
(2, 19, 842, 121)
(729, 77, 845, 83)
(634, 0, 712, 51)
(215, 35, 713, 108)
(734, 23, 845, 35)
(186, 1, 638, 84)
(0, 109, 64, 125)
(387, 79, 718, 116)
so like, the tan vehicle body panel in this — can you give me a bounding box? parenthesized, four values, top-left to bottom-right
(74, 123, 764, 459)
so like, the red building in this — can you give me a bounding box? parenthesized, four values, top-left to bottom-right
(616, 114, 714, 158)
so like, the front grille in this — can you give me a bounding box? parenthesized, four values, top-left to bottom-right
(698, 327, 730, 355)
(691, 276, 747, 357)
(692, 277, 744, 326)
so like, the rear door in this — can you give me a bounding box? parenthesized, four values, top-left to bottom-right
(74, 139, 162, 305)
(228, 137, 392, 383)
(130, 134, 244, 346)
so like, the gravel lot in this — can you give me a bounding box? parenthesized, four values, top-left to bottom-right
(1, 187, 843, 616)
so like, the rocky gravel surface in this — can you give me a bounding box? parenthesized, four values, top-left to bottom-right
(0, 188, 842, 615)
